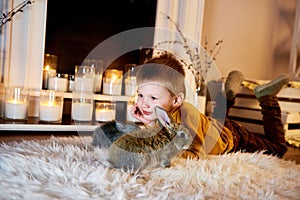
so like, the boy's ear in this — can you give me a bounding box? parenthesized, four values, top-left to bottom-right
(173, 93, 184, 107)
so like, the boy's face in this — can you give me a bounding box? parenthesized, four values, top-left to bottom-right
(136, 83, 176, 123)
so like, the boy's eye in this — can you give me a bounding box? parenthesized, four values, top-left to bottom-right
(138, 94, 143, 98)
(151, 96, 158, 100)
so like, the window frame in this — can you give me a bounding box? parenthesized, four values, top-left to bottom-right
(154, 0, 206, 105)
(1, 0, 47, 89)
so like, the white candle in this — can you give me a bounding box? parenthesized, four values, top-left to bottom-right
(48, 77, 68, 92)
(68, 79, 74, 92)
(42, 68, 56, 89)
(5, 100, 28, 120)
(72, 102, 93, 121)
(95, 109, 115, 122)
(102, 78, 122, 95)
(125, 77, 137, 96)
(39, 102, 63, 122)
(94, 74, 103, 93)
(74, 77, 94, 92)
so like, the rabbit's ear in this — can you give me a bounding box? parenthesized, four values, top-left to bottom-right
(155, 106, 171, 128)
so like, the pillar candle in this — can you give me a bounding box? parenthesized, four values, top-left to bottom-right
(39, 102, 63, 122)
(102, 78, 122, 95)
(125, 77, 137, 96)
(95, 108, 115, 122)
(102, 69, 123, 95)
(74, 77, 94, 92)
(72, 102, 93, 121)
(4, 100, 28, 120)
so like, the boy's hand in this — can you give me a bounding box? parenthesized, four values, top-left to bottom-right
(130, 104, 154, 126)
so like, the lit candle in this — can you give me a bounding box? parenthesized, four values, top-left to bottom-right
(4, 87, 28, 120)
(4, 100, 28, 120)
(39, 90, 64, 122)
(102, 78, 122, 95)
(72, 102, 93, 121)
(43, 54, 58, 89)
(102, 69, 123, 95)
(42, 65, 56, 89)
(39, 102, 63, 122)
(95, 101, 116, 122)
(95, 108, 115, 122)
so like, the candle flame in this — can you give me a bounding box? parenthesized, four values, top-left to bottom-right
(8, 100, 23, 104)
(111, 74, 118, 83)
(44, 65, 50, 70)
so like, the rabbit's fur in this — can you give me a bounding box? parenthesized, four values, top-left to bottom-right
(93, 106, 193, 172)
(92, 120, 140, 149)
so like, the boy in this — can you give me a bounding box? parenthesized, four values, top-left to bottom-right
(130, 53, 288, 159)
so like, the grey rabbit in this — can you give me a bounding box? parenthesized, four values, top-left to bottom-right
(92, 120, 141, 149)
(96, 106, 193, 172)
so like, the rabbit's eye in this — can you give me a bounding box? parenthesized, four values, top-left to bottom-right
(178, 131, 186, 137)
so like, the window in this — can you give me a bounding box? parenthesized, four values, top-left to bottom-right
(44, 0, 157, 74)
(1, 0, 205, 91)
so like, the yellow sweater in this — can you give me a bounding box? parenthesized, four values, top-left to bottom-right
(170, 102, 234, 159)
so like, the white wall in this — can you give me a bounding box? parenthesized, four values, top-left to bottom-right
(202, 0, 290, 80)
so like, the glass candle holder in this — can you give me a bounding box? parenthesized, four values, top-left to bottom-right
(95, 101, 116, 122)
(43, 54, 58, 89)
(68, 75, 75, 92)
(82, 59, 104, 93)
(4, 87, 29, 120)
(74, 66, 95, 92)
(125, 77, 137, 96)
(48, 73, 68, 92)
(102, 69, 123, 95)
(124, 65, 137, 96)
(94, 72, 103, 93)
(39, 90, 64, 123)
(71, 91, 94, 122)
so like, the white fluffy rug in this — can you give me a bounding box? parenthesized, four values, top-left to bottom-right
(0, 136, 299, 200)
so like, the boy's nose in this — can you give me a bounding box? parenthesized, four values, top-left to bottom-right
(141, 98, 150, 108)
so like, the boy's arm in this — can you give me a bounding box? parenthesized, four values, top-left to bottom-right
(177, 103, 234, 157)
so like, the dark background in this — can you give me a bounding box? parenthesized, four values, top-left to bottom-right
(44, 0, 157, 75)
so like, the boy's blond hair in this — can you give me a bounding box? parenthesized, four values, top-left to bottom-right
(136, 53, 186, 97)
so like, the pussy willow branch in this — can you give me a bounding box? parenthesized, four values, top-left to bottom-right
(152, 12, 223, 87)
(0, 0, 34, 29)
